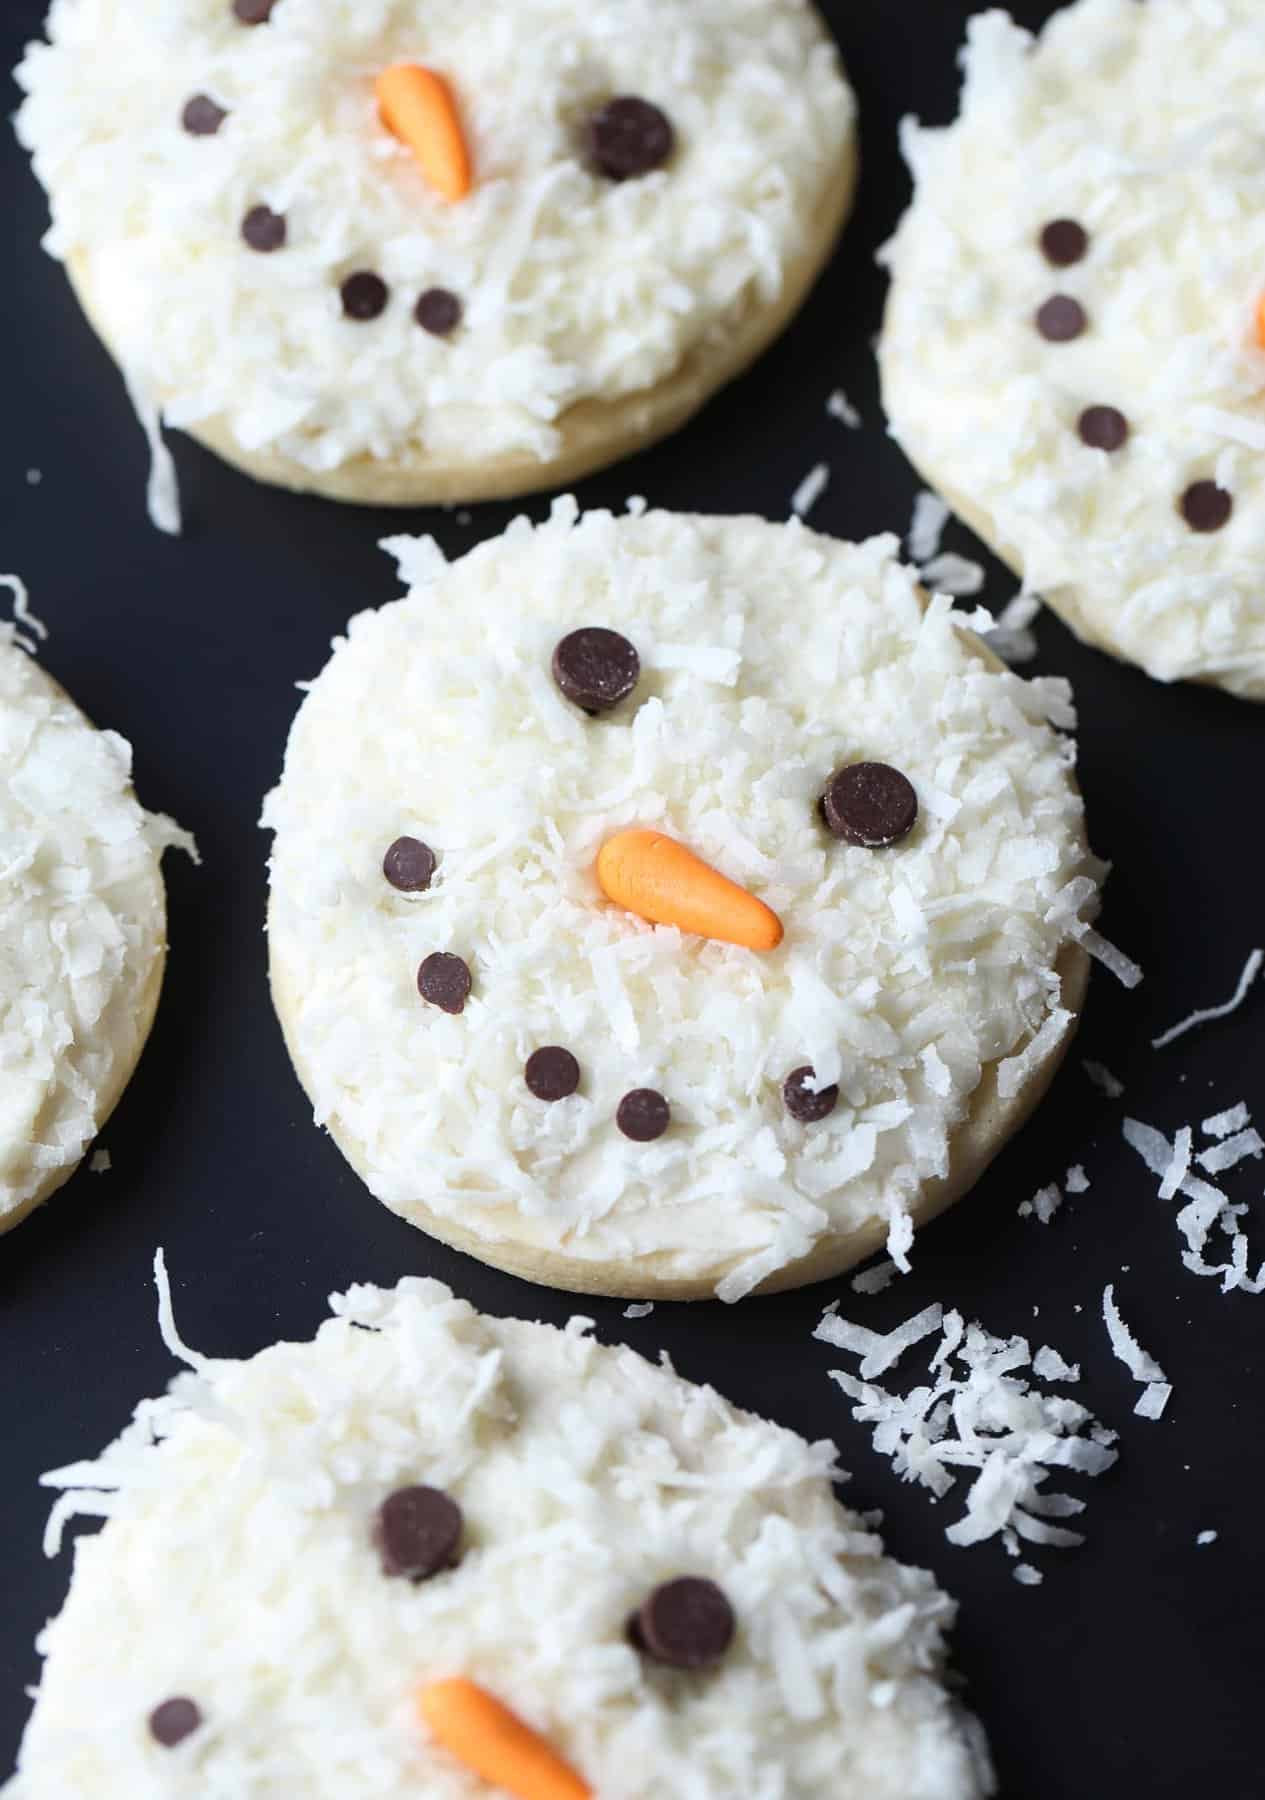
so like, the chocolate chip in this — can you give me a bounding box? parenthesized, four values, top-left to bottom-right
(341, 272, 389, 321)
(552, 628, 640, 714)
(1180, 480, 1233, 533)
(148, 1698, 202, 1748)
(241, 205, 286, 252)
(821, 762, 918, 848)
(1036, 296, 1087, 342)
(783, 1066, 839, 1123)
(383, 837, 437, 892)
(233, 0, 277, 20)
(418, 952, 471, 1014)
(1039, 219, 1089, 268)
(631, 1578, 735, 1670)
(375, 1486, 463, 1581)
(617, 1088, 670, 1142)
(415, 288, 463, 337)
(182, 95, 227, 137)
(588, 97, 675, 181)
(526, 1047, 581, 1102)
(1078, 405, 1129, 452)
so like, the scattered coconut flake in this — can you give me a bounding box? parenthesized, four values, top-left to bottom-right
(1151, 948, 1263, 1050)
(123, 368, 181, 537)
(919, 552, 985, 597)
(985, 591, 1042, 664)
(1077, 928, 1144, 990)
(790, 462, 830, 519)
(851, 1258, 899, 1296)
(821, 1306, 1117, 1563)
(622, 1302, 655, 1320)
(1196, 1530, 1218, 1547)
(1197, 1129, 1264, 1175)
(89, 1149, 111, 1174)
(1123, 1110, 1265, 1296)
(1134, 1383, 1171, 1421)
(1019, 1183, 1062, 1225)
(1032, 1345, 1080, 1383)
(1083, 1060, 1124, 1099)
(1013, 1563, 1044, 1586)
(909, 490, 950, 565)
(0, 572, 49, 655)
(826, 387, 861, 428)
(813, 1301, 943, 1380)
(1203, 1103, 1249, 1140)
(1158, 1127, 1193, 1202)
(1065, 1166, 1089, 1194)
(25, 467, 42, 486)
(1102, 1285, 1167, 1389)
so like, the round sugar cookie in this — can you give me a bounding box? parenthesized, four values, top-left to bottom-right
(263, 505, 1097, 1301)
(879, 0, 1265, 701)
(15, 0, 857, 511)
(0, 612, 185, 1234)
(6, 1268, 994, 1799)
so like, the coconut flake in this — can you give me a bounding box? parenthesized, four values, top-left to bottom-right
(790, 462, 830, 519)
(89, 1149, 111, 1174)
(1019, 1183, 1062, 1225)
(122, 369, 181, 538)
(1083, 1060, 1124, 1099)
(1151, 949, 1263, 1050)
(1196, 1529, 1218, 1546)
(622, 1302, 655, 1320)
(826, 388, 862, 428)
(919, 553, 985, 598)
(1102, 1285, 1167, 1388)
(1013, 1562, 1044, 1586)
(909, 491, 950, 565)
(1032, 1346, 1080, 1383)
(813, 1302, 944, 1379)
(851, 1258, 899, 1296)
(1065, 1165, 1089, 1194)
(1134, 1383, 1171, 1420)
(1197, 1128, 1264, 1175)
(1077, 928, 1144, 990)
(1158, 1127, 1192, 1201)
(1202, 1103, 1249, 1140)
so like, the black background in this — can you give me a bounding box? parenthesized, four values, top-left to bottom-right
(2, 3, 1263, 1794)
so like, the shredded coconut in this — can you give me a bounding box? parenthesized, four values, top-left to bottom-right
(984, 593, 1041, 666)
(851, 1258, 899, 1296)
(622, 1301, 655, 1320)
(1012, 1563, 1043, 1587)
(826, 388, 862, 429)
(790, 462, 830, 519)
(88, 1149, 111, 1174)
(1203, 1102, 1249, 1140)
(919, 554, 985, 598)
(1123, 1109, 1265, 1295)
(1102, 1284, 1170, 1423)
(1083, 1060, 1124, 1099)
(1152, 949, 1263, 1050)
(1196, 1529, 1218, 1546)
(1065, 1165, 1089, 1194)
(909, 491, 950, 567)
(1197, 1128, 1264, 1174)
(1018, 1183, 1062, 1225)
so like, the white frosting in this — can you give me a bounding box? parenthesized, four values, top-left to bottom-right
(879, 0, 1265, 697)
(7, 1270, 990, 1798)
(0, 627, 184, 1225)
(262, 504, 1097, 1298)
(15, 0, 853, 473)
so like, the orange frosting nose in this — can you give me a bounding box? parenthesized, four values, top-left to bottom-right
(417, 1678, 592, 1800)
(376, 64, 472, 202)
(597, 829, 785, 952)
(1256, 291, 1265, 349)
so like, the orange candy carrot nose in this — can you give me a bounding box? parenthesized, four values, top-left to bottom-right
(597, 829, 784, 952)
(418, 1678, 592, 1800)
(376, 65, 472, 202)
(1256, 292, 1265, 349)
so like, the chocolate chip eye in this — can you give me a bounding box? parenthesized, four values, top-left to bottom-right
(233, 0, 277, 21)
(384, 836, 437, 893)
(783, 1066, 839, 1123)
(1039, 219, 1089, 268)
(181, 95, 227, 137)
(526, 1047, 581, 1102)
(375, 1486, 464, 1582)
(1180, 480, 1233, 533)
(148, 1697, 202, 1747)
(629, 1578, 735, 1669)
(552, 628, 641, 714)
(1077, 405, 1129, 452)
(820, 762, 918, 848)
(1036, 295, 1087, 342)
(587, 97, 675, 181)
(241, 205, 286, 252)
(417, 952, 472, 1014)
(617, 1088, 670, 1142)
(341, 272, 389, 321)
(415, 288, 463, 337)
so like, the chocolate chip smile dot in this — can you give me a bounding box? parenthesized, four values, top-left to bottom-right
(383, 836, 437, 893)
(181, 95, 227, 137)
(16, 3, 857, 518)
(8, 1271, 992, 1797)
(880, 0, 1265, 698)
(265, 507, 1098, 1300)
(241, 205, 286, 252)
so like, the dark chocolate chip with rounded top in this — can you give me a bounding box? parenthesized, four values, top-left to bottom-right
(1180, 480, 1233, 533)
(1036, 296, 1087, 342)
(375, 1485, 463, 1581)
(233, 0, 278, 21)
(526, 1047, 581, 1102)
(182, 95, 227, 137)
(1078, 405, 1129, 452)
(383, 837, 437, 892)
(242, 205, 286, 252)
(1039, 219, 1089, 268)
(149, 1698, 202, 1748)
(552, 628, 640, 714)
(821, 762, 918, 848)
(418, 952, 472, 1014)
(588, 97, 675, 181)
(341, 272, 389, 321)
(631, 1577, 735, 1669)
(415, 288, 463, 337)
(783, 1066, 839, 1123)
(617, 1088, 670, 1142)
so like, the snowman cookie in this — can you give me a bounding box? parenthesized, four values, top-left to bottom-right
(0, 590, 189, 1234)
(15, 0, 856, 517)
(6, 1265, 994, 1799)
(263, 504, 1098, 1301)
(880, 0, 1265, 701)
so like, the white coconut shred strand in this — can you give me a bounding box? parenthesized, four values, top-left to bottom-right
(1123, 1109, 1265, 1296)
(0, 572, 49, 654)
(1151, 948, 1263, 1049)
(1083, 1060, 1125, 1098)
(1203, 1102, 1249, 1140)
(122, 368, 181, 537)
(819, 1306, 1118, 1565)
(1102, 1284, 1170, 1420)
(826, 388, 862, 428)
(909, 490, 950, 566)
(790, 462, 830, 519)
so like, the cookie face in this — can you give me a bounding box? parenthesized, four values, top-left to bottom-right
(0, 628, 178, 1232)
(879, 0, 1265, 700)
(263, 505, 1096, 1300)
(8, 1272, 991, 1798)
(15, 0, 855, 508)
